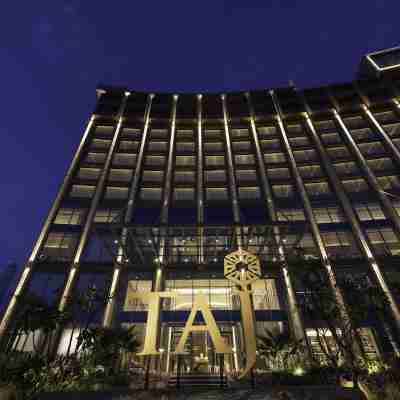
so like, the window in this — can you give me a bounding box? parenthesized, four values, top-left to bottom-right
(150, 129, 168, 138)
(204, 142, 224, 152)
(277, 209, 306, 221)
(85, 152, 106, 164)
(94, 125, 114, 135)
(54, 208, 84, 225)
(321, 133, 341, 145)
(333, 161, 360, 176)
(264, 153, 286, 164)
(231, 128, 249, 139)
(94, 209, 120, 223)
(367, 228, 400, 256)
(108, 169, 133, 182)
(355, 204, 385, 221)
(206, 188, 229, 200)
(298, 165, 323, 179)
(104, 187, 129, 200)
(175, 155, 195, 167)
(272, 184, 295, 198)
(174, 171, 195, 183)
(91, 139, 111, 150)
(366, 157, 394, 172)
(77, 168, 101, 180)
(205, 170, 226, 183)
(343, 116, 366, 130)
(350, 128, 376, 142)
(119, 140, 139, 152)
(43, 232, 78, 260)
(377, 176, 400, 191)
(305, 181, 331, 196)
(235, 154, 255, 165)
(314, 120, 335, 133)
(260, 139, 281, 151)
(148, 141, 167, 152)
(113, 153, 137, 166)
(327, 146, 350, 160)
(258, 126, 277, 136)
(70, 185, 95, 198)
(236, 169, 258, 182)
(142, 170, 164, 183)
(145, 155, 165, 166)
(374, 111, 397, 125)
(232, 141, 251, 151)
(267, 168, 291, 180)
(289, 137, 310, 147)
(140, 187, 162, 201)
(173, 188, 195, 201)
(205, 155, 225, 167)
(176, 142, 195, 152)
(293, 149, 317, 163)
(384, 123, 400, 137)
(314, 207, 345, 223)
(342, 178, 369, 193)
(357, 141, 385, 157)
(238, 187, 261, 200)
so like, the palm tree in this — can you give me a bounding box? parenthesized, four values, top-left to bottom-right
(257, 328, 304, 371)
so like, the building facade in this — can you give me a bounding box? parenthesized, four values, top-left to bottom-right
(3, 48, 400, 375)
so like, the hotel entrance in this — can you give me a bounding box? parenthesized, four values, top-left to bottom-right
(165, 325, 236, 376)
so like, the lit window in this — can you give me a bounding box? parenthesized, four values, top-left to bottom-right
(145, 155, 165, 166)
(238, 187, 260, 200)
(232, 141, 251, 151)
(54, 208, 84, 225)
(175, 155, 195, 167)
(314, 207, 344, 223)
(333, 161, 360, 176)
(258, 126, 277, 136)
(70, 185, 95, 198)
(293, 149, 317, 163)
(113, 153, 137, 166)
(267, 168, 291, 180)
(366, 157, 394, 172)
(327, 146, 350, 160)
(104, 187, 129, 200)
(350, 128, 376, 142)
(94, 125, 114, 135)
(321, 132, 341, 145)
(205, 155, 225, 167)
(264, 152, 286, 164)
(206, 187, 229, 200)
(355, 204, 385, 221)
(205, 170, 226, 183)
(176, 142, 195, 152)
(342, 178, 369, 193)
(235, 154, 255, 165)
(140, 187, 162, 200)
(174, 171, 195, 183)
(108, 169, 133, 182)
(77, 168, 101, 180)
(261, 139, 281, 151)
(236, 169, 257, 182)
(85, 152, 106, 164)
(148, 141, 167, 152)
(377, 175, 400, 191)
(94, 209, 120, 223)
(305, 181, 331, 196)
(358, 141, 386, 157)
(204, 142, 224, 152)
(298, 165, 323, 179)
(277, 209, 306, 221)
(91, 139, 111, 149)
(119, 140, 139, 152)
(142, 170, 164, 183)
(272, 184, 294, 198)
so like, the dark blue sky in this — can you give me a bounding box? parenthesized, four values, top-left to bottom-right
(1, 1, 399, 268)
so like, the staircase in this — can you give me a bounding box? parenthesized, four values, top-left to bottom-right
(168, 374, 228, 388)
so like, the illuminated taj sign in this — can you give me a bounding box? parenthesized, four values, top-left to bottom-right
(127, 249, 261, 378)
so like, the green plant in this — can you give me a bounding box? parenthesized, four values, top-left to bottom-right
(257, 328, 305, 372)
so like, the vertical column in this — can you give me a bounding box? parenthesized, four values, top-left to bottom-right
(103, 93, 154, 327)
(0, 94, 101, 339)
(354, 84, 400, 167)
(328, 93, 400, 238)
(296, 91, 400, 332)
(221, 94, 243, 249)
(245, 92, 306, 343)
(59, 92, 130, 312)
(197, 94, 205, 264)
(270, 90, 351, 340)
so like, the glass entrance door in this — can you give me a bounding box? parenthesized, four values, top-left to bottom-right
(167, 325, 235, 375)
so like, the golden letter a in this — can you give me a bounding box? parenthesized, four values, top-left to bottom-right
(175, 295, 232, 354)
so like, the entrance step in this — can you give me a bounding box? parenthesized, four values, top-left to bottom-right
(168, 374, 228, 388)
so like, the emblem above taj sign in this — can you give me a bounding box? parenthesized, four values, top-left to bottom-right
(127, 249, 261, 378)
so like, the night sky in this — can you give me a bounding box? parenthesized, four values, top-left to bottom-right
(1, 1, 399, 270)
